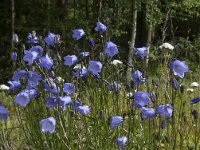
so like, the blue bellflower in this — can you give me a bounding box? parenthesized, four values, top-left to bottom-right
(190, 97, 200, 104)
(95, 21, 107, 33)
(73, 64, 88, 78)
(135, 47, 148, 59)
(105, 42, 119, 57)
(27, 32, 38, 44)
(23, 88, 39, 99)
(8, 80, 21, 91)
(44, 78, 60, 95)
(23, 50, 39, 65)
(141, 107, 156, 119)
(72, 29, 85, 40)
(134, 92, 151, 108)
(44, 32, 60, 46)
(0, 105, 9, 121)
(157, 104, 173, 118)
(14, 91, 30, 108)
(76, 105, 90, 115)
(27, 71, 42, 87)
(115, 136, 128, 150)
(63, 83, 76, 94)
(110, 116, 124, 130)
(29, 46, 43, 57)
(11, 52, 17, 61)
(40, 117, 56, 134)
(64, 55, 78, 67)
(132, 70, 146, 85)
(88, 61, 102, 75)
(46, 96, 59, 108)
(39, 54, 53, 70)
(59, 96, 72, 109)
(12, 70, 26, 81)
(171, 60, 189, 78)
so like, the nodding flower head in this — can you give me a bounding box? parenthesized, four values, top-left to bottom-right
(44, 32, 60, 46)
(133, 92, 151, 108)
(72, 29, 85, 40)
(115, 136, 128, 149)
(132, 70, 146, 86)
(95, 21, 107, 33)
(64, 55, 78, 67)
(157, 104, 173, 118)
(171, 60, 188, 78)
(105, 42, 119, 57)
(135, 47, 148, 59)
(110, 116, 124, 130)
(88, 61, 102, 75)
(40, 117, 56, 134)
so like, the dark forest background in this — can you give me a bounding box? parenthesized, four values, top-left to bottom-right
(0, 0, 200, 83)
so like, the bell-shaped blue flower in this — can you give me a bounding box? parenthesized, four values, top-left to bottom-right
(105, 42, 119, 57)
(76, 105, 90, 115)
(11, 52, 17, 61)
(8, 80, 21, 91)
(141, 107, 156, 119)
(95, 21, 107, 33)
(29, 46, 43, 56)
(27, 71, 42, 88)
(110, 116, 124, 130)
(63, 83, 76, 94)
(59, 96, 72, 109)
(134, 92, 151, 108)
(40, 117, 56, 134)
(23, 50, 39, 65)
(157, 104, 173, 118)
(39, 54, 53, 70)
(14, 91, 30, 108)
(73, 64, 88, 78)
(132, 70, 146, 85)
(190, 97, 200, 104)
(23, 88, 39, 99)
(72, 29, 85, 40)
(88, 61, 102, 75)
(46, 96, 59, 108)
(44, 32, 60, 46)
(27, 32, 38, 44)
(115, 136, 128, 150)
(0, 105, 9, 121)
(44, 78, 60, 95)
(64, 55, 78, 67)
(12, 70, 26, 81)
(135, 47, 148, 59)
(171, 60, 189, 78)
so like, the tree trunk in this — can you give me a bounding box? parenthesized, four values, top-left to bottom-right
(126, 0, 138, 90)
(145, 29, 152, 68)
(11, 0, 15, 50)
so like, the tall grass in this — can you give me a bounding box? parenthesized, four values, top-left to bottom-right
(0, 28, 200, 150)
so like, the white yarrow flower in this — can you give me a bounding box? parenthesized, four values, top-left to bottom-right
(159, 43, 174, 50)
(111, 60, 123, 65)
(190, 82, 199, 87)
(186, 88, 194, 92)
(0, 84, 10, 90)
